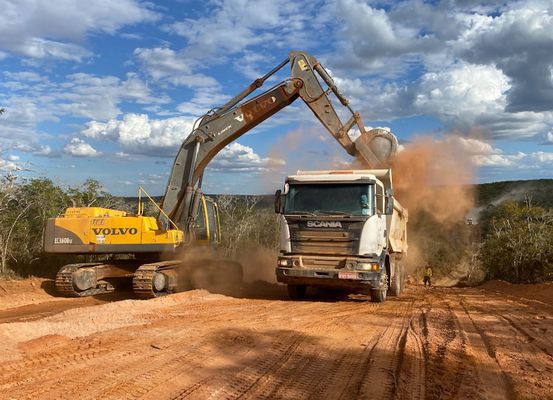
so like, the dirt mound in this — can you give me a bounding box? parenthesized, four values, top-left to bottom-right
(0, 278, 57, 310)
(0, 289, 227, 362)
(480, 280, 553, 306)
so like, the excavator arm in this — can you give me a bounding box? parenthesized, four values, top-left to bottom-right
(160, 50, 398, 236)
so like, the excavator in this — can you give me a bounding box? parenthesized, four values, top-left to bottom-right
(43, 50, 399, 298)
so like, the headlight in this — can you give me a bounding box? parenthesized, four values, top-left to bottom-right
(278, 258, 293, 267)
(356, 262, 380, 271)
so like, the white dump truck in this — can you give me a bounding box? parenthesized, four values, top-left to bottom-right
(274, 169, 408, 302)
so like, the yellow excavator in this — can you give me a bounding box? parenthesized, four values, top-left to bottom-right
(43, 50, 399, 298)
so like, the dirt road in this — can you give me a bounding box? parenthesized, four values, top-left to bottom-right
(0, 280, 552, 400)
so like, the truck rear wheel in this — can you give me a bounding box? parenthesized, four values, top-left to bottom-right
(389, 264, 402, 296)
(370, 287, 387, 303)
(287, 284, 307, 299)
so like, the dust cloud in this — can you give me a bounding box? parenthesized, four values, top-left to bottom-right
(171, 244, 279, 297)
(235, 245, 278, 284)
(263, 125, 347, 192)
(383, 135, 477, 275)
(390, 136, 475, 224)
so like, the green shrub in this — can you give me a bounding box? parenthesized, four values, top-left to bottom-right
(480, 201, 553, 283)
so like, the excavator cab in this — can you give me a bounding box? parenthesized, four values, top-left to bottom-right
(193, 196, 221, 246)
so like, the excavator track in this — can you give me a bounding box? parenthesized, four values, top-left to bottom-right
(133, 261, 182, 299)
(55, 263, 114, 297)
(132, 264, 160, 299)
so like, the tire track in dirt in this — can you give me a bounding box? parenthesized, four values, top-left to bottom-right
(354, 296, 418, 400)
(163, 306, 378, 399)
(1, 302, 279, 399)
(449, 294, 514, 400)
(1, 297, 370, 399)
(459, 291, 553, 399)
(0, 298, 273, 398)
(395, 313, 426, 400)
(2, 284, 552, 399)
(420, 288, 496, 400)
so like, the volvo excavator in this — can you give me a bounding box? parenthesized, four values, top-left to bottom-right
(43, 50, 399, 298)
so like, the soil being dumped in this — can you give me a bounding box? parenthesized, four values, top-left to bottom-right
(0, 278, 552, 399)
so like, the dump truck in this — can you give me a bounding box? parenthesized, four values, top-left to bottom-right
(275, 169, 408, 302)
(43, 50, 400, 298)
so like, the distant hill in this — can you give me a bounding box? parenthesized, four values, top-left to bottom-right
(475, 179, 553, 209)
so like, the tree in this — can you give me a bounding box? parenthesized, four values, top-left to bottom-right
(67, 178, 131, 211)
(0, 175, 32, 275)
(480, 201, 553, 283)
(217, 195, 279, 257)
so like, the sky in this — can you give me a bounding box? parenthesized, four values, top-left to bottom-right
(0, 0, 552, 195)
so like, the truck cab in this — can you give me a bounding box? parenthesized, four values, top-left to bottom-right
(274, 169, 407, 302)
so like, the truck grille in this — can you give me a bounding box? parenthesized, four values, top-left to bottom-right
(290, 229, 359, 255)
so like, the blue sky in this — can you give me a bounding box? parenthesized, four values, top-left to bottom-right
(1, 0, 552, 195)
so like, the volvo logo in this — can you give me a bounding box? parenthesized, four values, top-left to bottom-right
(92, 228, 138, 236)
(306, 221, 343, 228)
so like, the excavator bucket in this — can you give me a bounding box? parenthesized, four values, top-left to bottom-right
(354, 128, 399, 168)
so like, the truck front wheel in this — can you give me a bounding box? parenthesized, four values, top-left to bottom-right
(370, 287, 387, 303)
(287, 284, 307, 299)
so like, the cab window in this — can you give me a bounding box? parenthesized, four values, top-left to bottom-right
(205, 199, 218, 244)
(194, 200, 208, 240)
(375, 183, 384, 214)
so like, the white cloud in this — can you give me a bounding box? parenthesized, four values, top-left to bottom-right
(473, 151, 553, 168)
(34, 145, 53, 156)
(63, 138, 99, 157)
(209, 142, 284, 172)
(473, 153, 524, 167)
(81, 113, 284, 172)
(58, 72, 163, 120)
(544, 131, 553, 144)
(455, 4, 553, 112)
(443, 136, 501, 155)
(15, 143, 54, 157)
(176, 88, 229, 116)
(414, 64, 510, 123)
(82, 113, 196, 156)
(0, 71, 163, 152)
(0, 0, 159, 61)
(0, 158, 22, 172)
(361, 62, 553, 140)
(325, 0, 444, 75)
(134, 47, 219, 88)
(163, 0, 311, 57)
(532, 151, 553, 163)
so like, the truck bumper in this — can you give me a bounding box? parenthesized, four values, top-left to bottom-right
(275, 267, 384, 290)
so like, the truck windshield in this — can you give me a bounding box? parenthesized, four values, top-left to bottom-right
(284, 183, 373, 216)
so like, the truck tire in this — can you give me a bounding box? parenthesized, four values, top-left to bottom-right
(370, 287, 387, 303)
(287, 284, 307, 299)
(400, 263, 405, 293)
(389, 263, 402, 296)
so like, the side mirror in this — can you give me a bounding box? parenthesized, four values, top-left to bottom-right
(385, 189, 394, 215)
(274, 189, 283, 214)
